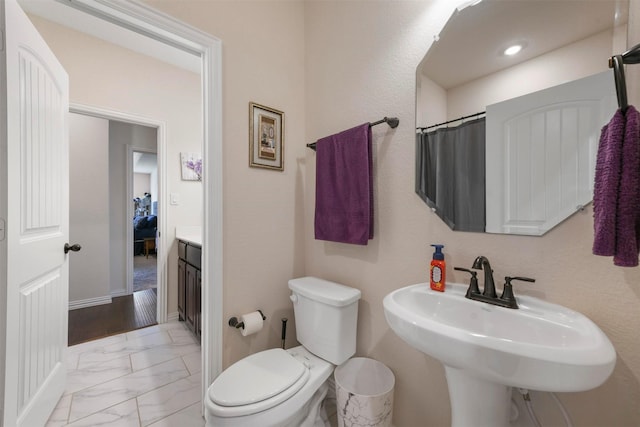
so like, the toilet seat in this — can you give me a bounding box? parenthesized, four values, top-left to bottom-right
(208, 348, 311, 418)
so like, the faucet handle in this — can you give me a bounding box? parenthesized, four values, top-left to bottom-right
(454, 267, 480, 296)
(500, 276, 535, 309)
(506, 276, 536, 284)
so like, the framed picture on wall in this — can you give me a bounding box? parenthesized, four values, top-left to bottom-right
(249, 102, 284, 171)
(181, 152, 202, 181)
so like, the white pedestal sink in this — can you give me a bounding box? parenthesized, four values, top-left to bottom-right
(383, 283, 616, 427)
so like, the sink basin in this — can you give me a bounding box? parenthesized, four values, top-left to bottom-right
(383, 283, 616, 426)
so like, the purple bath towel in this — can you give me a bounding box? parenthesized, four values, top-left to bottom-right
(593, 109, 625, 257)
(314, 123, 373, 245)
(614, 106, 640, 266)
(593, 105, 640, 266)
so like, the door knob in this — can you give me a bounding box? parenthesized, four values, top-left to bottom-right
(64, 243, 82, 254)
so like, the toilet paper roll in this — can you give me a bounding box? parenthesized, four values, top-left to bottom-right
(240, 311, 264, 336)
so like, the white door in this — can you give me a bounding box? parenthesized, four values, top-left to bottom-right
(0, 0, 70, 425)
(486, 71, 616, 235)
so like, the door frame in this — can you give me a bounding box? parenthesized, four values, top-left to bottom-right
(127, 145, 159, 296)
(70, 104, 168, 320)
(60, 0, 224, 395)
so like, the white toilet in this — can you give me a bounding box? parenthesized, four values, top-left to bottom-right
(205, 276, 361, 427)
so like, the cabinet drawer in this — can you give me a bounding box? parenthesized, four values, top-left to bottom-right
(187, 244, 201, 269)
(178, 240, 187, 260)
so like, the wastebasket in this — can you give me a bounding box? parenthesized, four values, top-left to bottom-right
(334, 357, 395, 427)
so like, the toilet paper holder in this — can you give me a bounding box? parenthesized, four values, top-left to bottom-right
(228, 310, 266, 329)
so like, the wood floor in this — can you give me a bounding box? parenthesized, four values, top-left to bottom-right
(68, 289, 157, 346)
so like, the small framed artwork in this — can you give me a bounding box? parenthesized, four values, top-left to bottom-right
(181, 152, 202, 181)
(249, 102, 284, 171)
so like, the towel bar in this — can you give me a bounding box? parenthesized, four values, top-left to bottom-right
(306, 116, 399, 151)
(609, 42, 640, 112)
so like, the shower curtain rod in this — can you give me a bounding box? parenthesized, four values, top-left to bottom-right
(609, 42, 640, 113)
(306, 116, 399, 151)
(417, 111, 486, 132)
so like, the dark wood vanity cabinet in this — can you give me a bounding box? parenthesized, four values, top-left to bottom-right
(178, 240, 201, 339)
(177, 258, 186, 321)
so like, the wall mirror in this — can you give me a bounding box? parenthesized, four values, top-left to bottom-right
(416, 0, 627, 235)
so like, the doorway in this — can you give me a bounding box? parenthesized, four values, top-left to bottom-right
(130, 147, 160, 334)
(18, 0, 224, 405)
(132, 150, 158, 294)
(67, 113, 161, 344)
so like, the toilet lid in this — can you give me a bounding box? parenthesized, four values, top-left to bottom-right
(209, 348, 307, 407)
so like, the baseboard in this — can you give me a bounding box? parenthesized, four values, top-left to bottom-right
(68, 295, 113, 311)
(110, 289, 129, 298)
(167, 311, 179, 322)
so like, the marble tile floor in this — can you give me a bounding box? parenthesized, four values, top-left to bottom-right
(46, 320, 205, 427)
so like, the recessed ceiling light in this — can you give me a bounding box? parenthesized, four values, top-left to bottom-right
(504, 44, 523, 56)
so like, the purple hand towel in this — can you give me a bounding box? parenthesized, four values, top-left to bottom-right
(593, 109, 625, 256)
(314, 123, 373, 245)
(593, 105, 640, 267)
(614, 105, 640, 266)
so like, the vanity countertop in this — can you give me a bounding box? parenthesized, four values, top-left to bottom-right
(176, 226, 202, 247)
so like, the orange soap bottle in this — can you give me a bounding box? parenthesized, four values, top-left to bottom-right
(430, 244, 446, 292)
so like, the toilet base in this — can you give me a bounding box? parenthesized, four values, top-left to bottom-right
(288, 382, 330, 427)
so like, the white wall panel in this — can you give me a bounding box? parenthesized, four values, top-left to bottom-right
(18, 270, 63, 412)
(19, 49, 63, 234)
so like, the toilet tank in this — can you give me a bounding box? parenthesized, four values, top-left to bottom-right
(288, 277, 361, 365)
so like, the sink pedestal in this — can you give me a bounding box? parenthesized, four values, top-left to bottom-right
(445, 367, 511, 427)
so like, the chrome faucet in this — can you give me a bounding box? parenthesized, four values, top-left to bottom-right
(472, 256, 496, 298)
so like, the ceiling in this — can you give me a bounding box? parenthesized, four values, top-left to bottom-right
(421, 0, 625, 89)
(21, 0, 625, 92)
(18, 0, 201, 74)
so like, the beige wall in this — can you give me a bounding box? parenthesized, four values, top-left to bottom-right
(27, 15, 202, 316)
(144, 1, 307, 363)
(134, 173, 151, 199)
(304, 1, 640, 426)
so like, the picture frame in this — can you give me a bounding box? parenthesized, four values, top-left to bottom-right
(249, 102, 284, 171)
(180, 152, 202, 181)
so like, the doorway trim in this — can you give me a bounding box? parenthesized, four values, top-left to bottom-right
(70, 104, 168, 322)
(127, 145, 159, 296)
(63, 0, 224, 394)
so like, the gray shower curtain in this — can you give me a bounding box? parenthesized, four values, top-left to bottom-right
(415, 117, 486, 232)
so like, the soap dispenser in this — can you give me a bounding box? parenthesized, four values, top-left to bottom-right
(430, 244, 446, 292)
